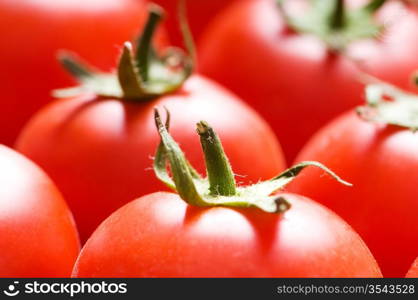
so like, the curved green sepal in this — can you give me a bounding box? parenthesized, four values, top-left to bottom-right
(277, 0, 386, 51)
(237, 161, 352, 213)
(154, 109, 208, 206)
(267, 160, 352, 191)
(357, 82, 418, 131)
(58, 51, 96, 80)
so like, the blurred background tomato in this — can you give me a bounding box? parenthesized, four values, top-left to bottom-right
(153, 0, 241, 46)
(198, 0, 418, 163)
(0, 0, 166, 146)
(0, 145, 79, 277)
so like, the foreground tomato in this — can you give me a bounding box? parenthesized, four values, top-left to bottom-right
(73, 191, 383, 277)
(198, 0, 418, 162)
(406, 258, 418, 278)
(288, 81, 418, 277)
(72, 112, 381, 277)
(16, 7, 285, 242)
(0, 145, 79, 277)
(0, 0, 166, 146)
(153, 0, 240, 46)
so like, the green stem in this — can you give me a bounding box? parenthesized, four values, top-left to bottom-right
(178, 0, 196, 74)
(329, 0, 346, 30)
(58, 52, 95, 81)
(196, 121, 236, 196)
(135, 5, 163, 82)
(363, 0, 387, 13)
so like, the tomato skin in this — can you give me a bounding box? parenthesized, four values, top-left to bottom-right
(406, 258, 418, 278)
(198, 0, 418, 162)
(0, 0, 166, 146)
(72, 191, 381, 277)
(0, 145, 79, 277)
(288, 110, 418, 277)
(16, 75, 285, 242)
(153, 0, 240, 46)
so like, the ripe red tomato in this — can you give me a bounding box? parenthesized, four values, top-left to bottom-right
(0, 0, 166, 146)
(16, 75, 285, 242)
(287, 110, 418, 277)
(0, 145, 79, 277)
(72, 191, 381, 277)
(72, 111, 380, 278)
(153, 0, 240, 46)
(406, 258, 418, 278)
(198, 0, 418, 162)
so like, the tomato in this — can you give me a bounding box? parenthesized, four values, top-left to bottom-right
(0, 0, 166, 146)
(198, 0, 418, 162)
(71, 115, 380, 278)
(153, 0, 240, 46)
(72, 191, 382, 277)
(72, 116, 381, 278)
(0, 145, 79, 277)
(406, 258, 418, 278)
(287, 110, 418, 277)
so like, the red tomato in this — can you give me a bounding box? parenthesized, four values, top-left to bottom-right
(406, 258, 418, 278)
(153, 0, 240, 46)
(0, 0, 166, 146)
(16, 75, 285, 242)
(288, 110, 418, 277)
(198, 0, 418, 162)
(72, 191, 381, 277)
(0, 145, 79, 277)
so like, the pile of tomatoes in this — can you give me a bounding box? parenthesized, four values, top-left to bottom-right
(1, 0, 417, 278)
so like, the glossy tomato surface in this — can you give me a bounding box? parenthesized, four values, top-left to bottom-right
(16, 75, 285, 242)
(198, 0, 418, 162)
(288, 110, 418, 277)
(406, 258, 418, 278)
(0, 145, 79, 277)
(0, 0, 166, 146)
(73, 191, 381, 277)
(153, 0, 240, 46)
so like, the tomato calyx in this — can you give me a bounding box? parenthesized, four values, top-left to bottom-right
(277, 0, 386, 51)
(357, 77, 418, 131)
(54, 4, 194, 101)
(153, 109, 351, 213)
